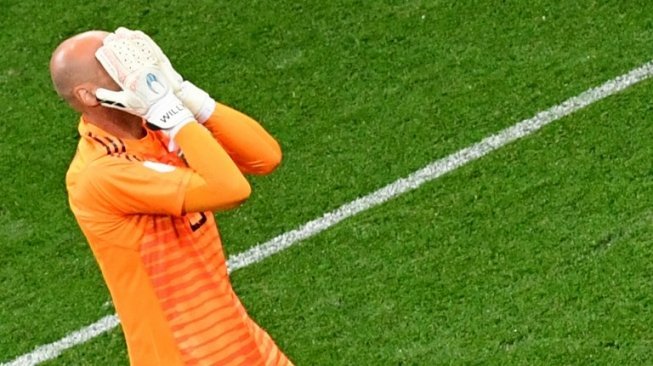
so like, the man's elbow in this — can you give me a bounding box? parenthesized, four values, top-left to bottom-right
(259, 149, 282, 175)
(184, 175, 252, 213)
(205, 176, 251, 211)
(226, 177, 252, 205)
(248, 147, 282, 175)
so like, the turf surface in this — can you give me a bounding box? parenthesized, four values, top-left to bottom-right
(2, 0, 653, 364)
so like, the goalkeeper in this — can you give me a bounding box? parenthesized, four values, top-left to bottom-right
(50, 28, 292, 366)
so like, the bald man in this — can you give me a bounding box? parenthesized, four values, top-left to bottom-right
(52, 30, 292, 365)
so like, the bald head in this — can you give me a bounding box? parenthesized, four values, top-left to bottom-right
(50, 31, 117, 111)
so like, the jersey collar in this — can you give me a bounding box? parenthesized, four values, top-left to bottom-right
(78, 117, 174, 162)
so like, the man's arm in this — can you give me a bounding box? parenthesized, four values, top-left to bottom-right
(81, 122, 251, 216)
(201, 103, 282, 175)
(86, 28, 267, 216)
(176, 122, 251, 213)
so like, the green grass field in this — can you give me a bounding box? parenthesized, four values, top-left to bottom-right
(2, 0, 653, 364)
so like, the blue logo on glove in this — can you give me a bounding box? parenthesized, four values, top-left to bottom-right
(146, 73, 165, 94)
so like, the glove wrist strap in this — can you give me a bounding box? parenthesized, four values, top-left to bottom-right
(179, 81, 216, 124)
(146, 92, 195, 129)
(196, 97, 216, 124)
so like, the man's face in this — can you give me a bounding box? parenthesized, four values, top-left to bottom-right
(89, 57, 122, 99)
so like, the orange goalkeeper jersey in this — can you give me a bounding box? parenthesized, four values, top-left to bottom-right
(67, 110, 291, 365)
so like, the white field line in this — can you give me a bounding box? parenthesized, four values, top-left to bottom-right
(4, 60, 653, 366)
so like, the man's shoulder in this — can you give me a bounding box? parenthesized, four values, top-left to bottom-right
(68, 146, 126, 182)
(66, 149, 136, 204)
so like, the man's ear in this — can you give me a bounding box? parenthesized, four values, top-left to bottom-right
(73, 84, 101, 107)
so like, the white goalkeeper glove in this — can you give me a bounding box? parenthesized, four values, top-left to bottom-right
(111, 27, 216, 123)
(95, 33, 195, 138)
